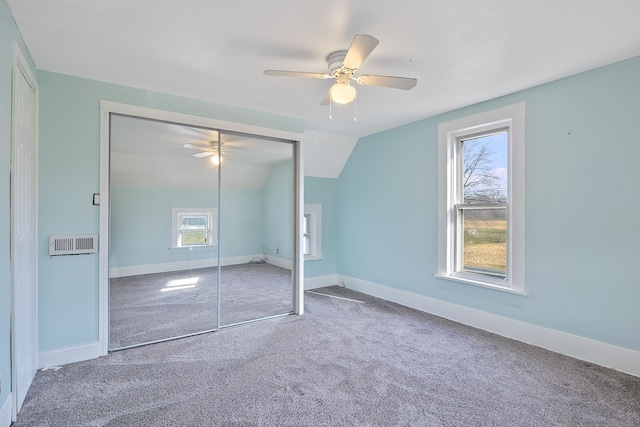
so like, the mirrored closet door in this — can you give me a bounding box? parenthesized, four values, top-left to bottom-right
(218, 132, 294, 326)
(108, 114, 296, 350)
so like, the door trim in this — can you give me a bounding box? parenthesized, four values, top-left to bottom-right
(10, 42, 39, 422)
(98, 101, 305, 355)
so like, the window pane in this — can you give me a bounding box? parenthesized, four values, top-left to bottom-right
(181, 231, 207, 246)
(462, 132, 508, 203)
(180, 215, 207, 230)
(461, 208, 506, 276)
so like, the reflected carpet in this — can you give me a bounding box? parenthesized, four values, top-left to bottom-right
(110, 263, 292, 349)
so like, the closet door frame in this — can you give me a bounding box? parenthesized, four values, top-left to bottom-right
(98, 101, 304, 356)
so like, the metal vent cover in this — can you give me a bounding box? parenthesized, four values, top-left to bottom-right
(49, 234, 98, 256)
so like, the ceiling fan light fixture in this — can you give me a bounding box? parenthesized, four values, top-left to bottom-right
(210, 154, 221, 165)
(330, 82, 356, 104)
(264, 35, 416, 109)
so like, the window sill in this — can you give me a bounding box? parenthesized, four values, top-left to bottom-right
(304, 256, 324, 262)
(169, 245, 216, 251)
(434, 273, 527, 296)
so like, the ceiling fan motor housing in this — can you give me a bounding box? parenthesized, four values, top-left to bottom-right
(327, 50, 349, 74)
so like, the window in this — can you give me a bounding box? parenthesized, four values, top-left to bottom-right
(178, 213, 209, 246)
(303, 204, 322, 260)
(171, 208, 217, 248)
(458, 131, 508, 277)
(303, 213, 312, 256)
(437, 103, 525, 294)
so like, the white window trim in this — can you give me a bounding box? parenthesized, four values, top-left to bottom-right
(303, 203, 323, 261)
(171, 207, 218, 249)
(436, 102, 526, 295)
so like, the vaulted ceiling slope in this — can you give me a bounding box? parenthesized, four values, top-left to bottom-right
(8, 1, 640, 138)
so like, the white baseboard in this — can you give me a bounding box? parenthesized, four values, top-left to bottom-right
(304, 274, 338, 290)
(0, 395, 11, 427)
(109, 255, 264, 278)
(38, 342, 101, 369)
(265, 255, 293, 270)
(339, 275, 640, 378)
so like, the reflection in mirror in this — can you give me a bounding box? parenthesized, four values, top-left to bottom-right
(218, 133, 294, 326)
(109, 115, 220, 349)
(108, 115, 296, 350)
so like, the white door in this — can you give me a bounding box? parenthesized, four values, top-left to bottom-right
(11, 50, 38, 419)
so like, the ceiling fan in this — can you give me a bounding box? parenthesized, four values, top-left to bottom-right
(264, 34, 417, 105)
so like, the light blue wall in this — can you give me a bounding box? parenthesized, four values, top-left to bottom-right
(0, 0, 37, 411)
(304, 177, 337, 278)
(219, 189, 265, 258)
(37, 71, 303, 352)
(262, 160, 293, 261)
(337, 56, 640, 352)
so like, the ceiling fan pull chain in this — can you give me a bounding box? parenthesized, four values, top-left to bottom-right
(353, 96, 357, 122)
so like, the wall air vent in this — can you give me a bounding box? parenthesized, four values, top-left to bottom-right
(49, 234, 98, 256)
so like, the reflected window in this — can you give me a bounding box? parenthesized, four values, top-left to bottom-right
(171, 208, 218, 248)
(179, 214, 209, 246)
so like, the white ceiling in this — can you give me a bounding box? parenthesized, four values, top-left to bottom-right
(8, 0, 640, 139)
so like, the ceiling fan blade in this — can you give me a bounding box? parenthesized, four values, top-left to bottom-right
(356, 75, 417, 90)
(320, 87, 332, 105)
(183, 143, 211, 152)
(193, 151, 214, 158)
(264, 70, 331, 79)
(343, 34, 379, 70)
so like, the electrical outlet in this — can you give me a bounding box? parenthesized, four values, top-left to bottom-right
(276, 248, 279, 255)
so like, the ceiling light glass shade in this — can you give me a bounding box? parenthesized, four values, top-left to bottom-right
(210, 154, 220, 165)
(330, 82, 356, 104)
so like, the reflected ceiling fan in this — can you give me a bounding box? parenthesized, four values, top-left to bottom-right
(264, 34, 417, 105)
(183, 140, 224, 164)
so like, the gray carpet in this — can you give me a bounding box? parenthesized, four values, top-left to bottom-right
(110, 263, 293, 349)
(17, 286, 640, 426)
